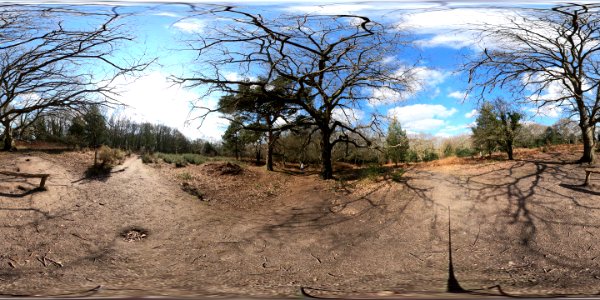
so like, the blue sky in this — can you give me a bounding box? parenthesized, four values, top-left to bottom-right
(78, 1, 568, 141)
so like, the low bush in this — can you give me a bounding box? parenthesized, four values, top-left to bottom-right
(141, 153, 157, 164)
(362, 164, 387, 181)
(390, 169, 405, 182)
(178, 172, 193, 180)
(183, 153, 206, 165)
(455, 148, 477, 158)
(98, 146, 125, 167)
(156, 153, 211, 166)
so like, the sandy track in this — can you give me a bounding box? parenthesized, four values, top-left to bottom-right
(1, 151, 600, 297)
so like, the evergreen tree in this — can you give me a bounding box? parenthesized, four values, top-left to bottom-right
(495, 99, 522, 160)
(68, 116, 86, 147)
(222, 118, 246, 160)
(83, 105, 107, 165)
(472, 102, 500, 157)
(385, 118, 409, 166)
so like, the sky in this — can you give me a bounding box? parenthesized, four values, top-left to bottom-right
(68, 1, 569, 142)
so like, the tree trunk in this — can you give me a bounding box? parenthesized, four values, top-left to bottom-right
(580, 123, 595, 164)
(320, 128, 334, 180)
(266, 129, 274, 171)
(2, 120, 15, 151)
(506, 140, 514, 160)
(255, 142, 261, 165)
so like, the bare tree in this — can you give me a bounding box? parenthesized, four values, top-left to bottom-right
(0, 5, 150, 150)
(175, 6, 414, 179)
(467, 4, 600, 163)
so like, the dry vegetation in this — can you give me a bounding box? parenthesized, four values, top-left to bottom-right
(1, 146, 600, 297)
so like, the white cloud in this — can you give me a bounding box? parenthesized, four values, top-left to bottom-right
(284, 4, 374, 14)
(284, 2, 439, 15)
(221, 71, 257, 82)
(528, 103, 563, 119)
(172, 18, 205, 33)
(332, 107, 364, 126)
(465, 109, 478, 118)
(109, 71, 227, 141)
(388, 104, 458, 132)
(435, 124, 470, 138)
(402, 8, 519, 50)
(154, 12, 179, 18)
(448, 90, 468, 100)
(369, 66, 449, 106)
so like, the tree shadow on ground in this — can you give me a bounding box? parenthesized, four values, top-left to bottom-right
(0, 187, 46, 198)
(0, 176, 46, 198)
(442, 155, 600, 295)
(559, 183, 600, 196)
(72, 165, 126, 183)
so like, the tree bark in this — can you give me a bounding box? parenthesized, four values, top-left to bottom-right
(266, 119, 274, 171)
(320, 128, 334, 179)
(506, 140, 514, 160)
(2, 120, 15, 151)
(266, 130, 274, 171)
(255, 142, 261, 166)
(580, 123, 595, 164)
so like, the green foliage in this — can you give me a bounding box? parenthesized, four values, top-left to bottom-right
(183, 153, 206, 165)
(472, 99, 523, 159)
(68, 116, 86, 146)
(201, 141, 218, 156)
(222, 119, 246, 159)
(455, 147, 477, 157)
(362, 165, 387, 181)
(385, 119, 409, 165)
(443, 143, 454, 157)
(390, 168, 405, 182)
(156, 153, 186, 166)
(83, 105, 107, 148)
(406, 150, 419, 162)
(472, 102, 500, 156)
(155, 153, 224, 166)
(141, 153, 157, 164)
(422, 148, 439, 162)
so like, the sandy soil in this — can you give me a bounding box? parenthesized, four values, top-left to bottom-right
(1, 148, 600, 298)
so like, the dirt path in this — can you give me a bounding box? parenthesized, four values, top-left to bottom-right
(2, 152, 600, 297)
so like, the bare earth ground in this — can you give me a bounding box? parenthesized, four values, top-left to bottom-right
(1, 147, 600, 297)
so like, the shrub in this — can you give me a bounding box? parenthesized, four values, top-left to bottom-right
(141, 153, 156, 164)
(423, 149, 439, 162)
(390, 169, 405, 182)
(174, 158, 188, 168)
(183, 153, 205, 165)
(178, 172, 193, 180)
(98, 146, 125, 167)
(455, 148, 476, 158)
(362, 164, 386, 181)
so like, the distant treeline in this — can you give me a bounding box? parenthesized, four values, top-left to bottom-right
(6, 104, 585, 166)
(11, 106, 219, 156)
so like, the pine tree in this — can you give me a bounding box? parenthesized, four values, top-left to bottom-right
(472, 102, 500, 157)
(83, 105, 107, 165)
(386, 118, 409, 166)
